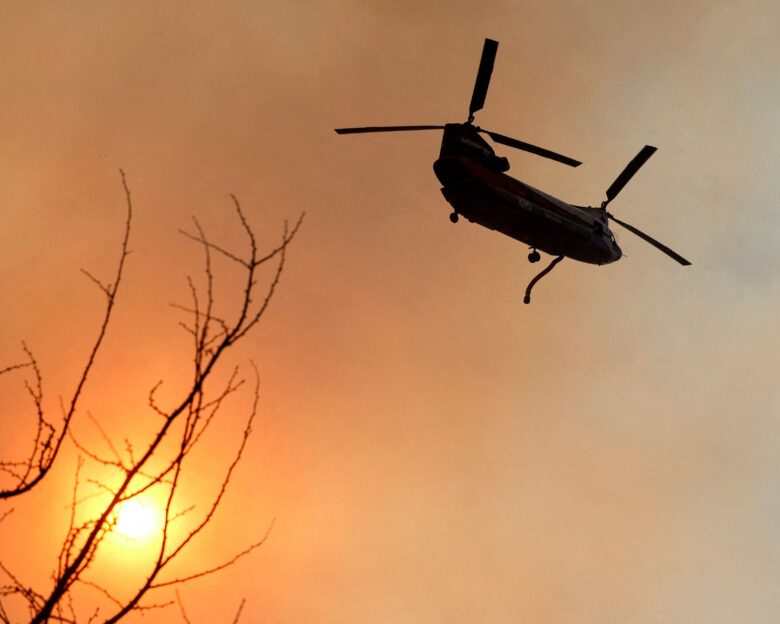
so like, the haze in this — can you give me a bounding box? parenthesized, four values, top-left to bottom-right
(1, 2, 778, 622)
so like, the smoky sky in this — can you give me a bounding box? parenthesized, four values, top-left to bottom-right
(1, 2, 779, 623)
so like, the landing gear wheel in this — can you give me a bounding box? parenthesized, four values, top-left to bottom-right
(449, 212, 459, 224)
(528, 250, 541, 263)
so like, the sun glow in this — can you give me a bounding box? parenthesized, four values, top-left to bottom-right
(114, 498, 161, 541)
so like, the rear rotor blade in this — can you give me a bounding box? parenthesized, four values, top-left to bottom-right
(468, 39, 499, 120)
(335, 125, 444, 134)
(481, 129, 582, 167)
(605, 145, 657, 203)
(608, 214, 691, 265)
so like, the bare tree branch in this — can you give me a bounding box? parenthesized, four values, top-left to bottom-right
(231, 598, 246, 624)
(0, 176, 303, 624)
(175, 590, 193, 624)
(0, 170, 133, 500)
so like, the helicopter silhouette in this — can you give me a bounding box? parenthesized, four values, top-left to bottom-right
(336, 38, 690, 303)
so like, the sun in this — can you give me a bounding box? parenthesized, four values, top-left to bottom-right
(114, 498, 161, 541)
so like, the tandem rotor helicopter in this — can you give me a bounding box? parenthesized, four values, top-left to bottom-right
(335, 38, 691, 303)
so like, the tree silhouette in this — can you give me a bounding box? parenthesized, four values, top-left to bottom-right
(0, 172, 302, 623)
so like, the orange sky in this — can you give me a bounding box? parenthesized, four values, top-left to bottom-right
(1, 2, 779, 622)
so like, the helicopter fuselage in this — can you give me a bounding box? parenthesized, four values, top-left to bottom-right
(433, 123, 622, 265)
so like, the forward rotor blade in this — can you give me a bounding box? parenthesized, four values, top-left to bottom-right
(608, 214, 691, 265)
(335, 125, 444, 134)
(481, 129, 582, 167)
(468, 39, 499, 119)
(605, 145, 657, 203)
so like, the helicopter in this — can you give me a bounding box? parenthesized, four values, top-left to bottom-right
(335, 38, 690, 303)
